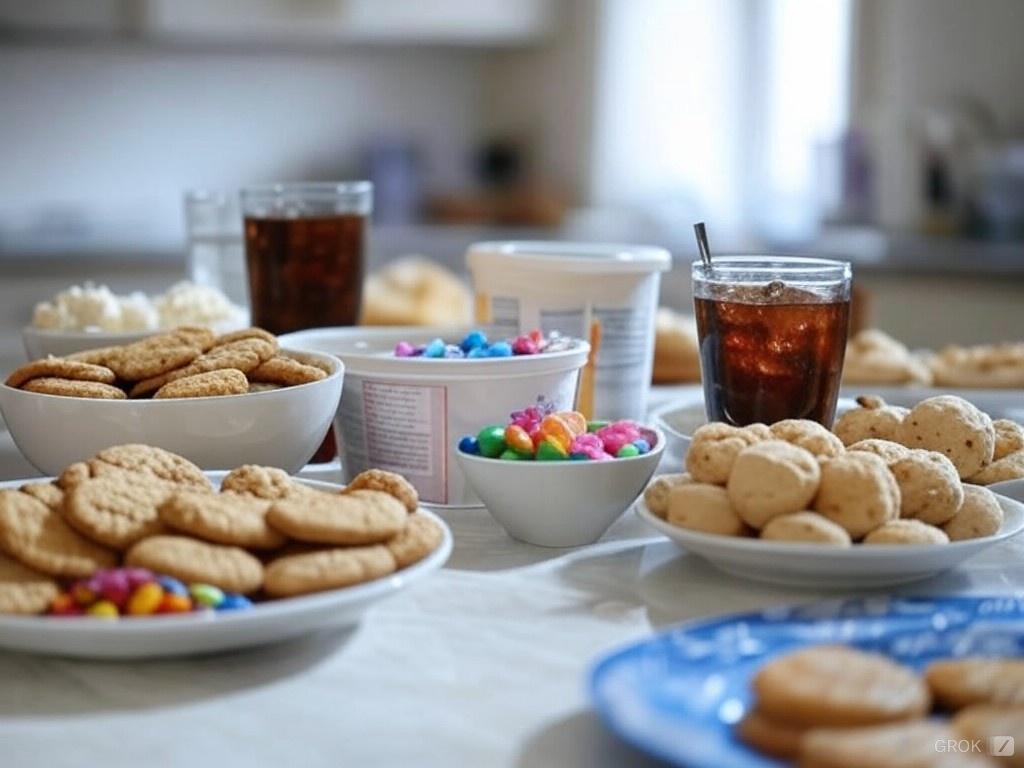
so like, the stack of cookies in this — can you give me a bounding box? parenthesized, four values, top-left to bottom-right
(834, 394, 1024, 486)
(3, 326, 328, 400)
(0, 445, 444, 615)
(645, 404, 1008, 546)
(738, 644, 1024, 765)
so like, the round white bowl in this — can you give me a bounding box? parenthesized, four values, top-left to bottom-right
(281, 326, 590, 508)
(0, 349, 344, 475)
(456, 428, 665, 547)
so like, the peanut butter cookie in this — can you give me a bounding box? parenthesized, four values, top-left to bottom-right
(925, 658, 1024, 710)
(64, 475, 172, 549)
(125, 535, 264, 594)
(386, 513, 444, 568)
(5, 357, 116, 388)
(753, 645, 931, 728)
(799, 721, 977, 768)
(93, 444, 211, 490)
(0, 490, 116, 578)
(0, 551, 59, 615)
(221, 465, 296, 500)
(153, 368, 249, 399)
(214, 327, 279, 351)
(19, 482, 64, 510)
(248, 356, 326, 386)
(264, 545, 396, 597)
(267, 488, 407, 545)
(159, 490, 286, 549)
(22, 378, 126, 399)
(345, 469, 419, 513)
(106, 334, 201, 381)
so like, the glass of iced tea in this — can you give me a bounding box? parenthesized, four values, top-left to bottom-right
(242, 181, 372, 462)
(241, 181, 372, 335)
(692, 256, 852, 427)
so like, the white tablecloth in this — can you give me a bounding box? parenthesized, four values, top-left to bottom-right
(2, 389, 1023, 768)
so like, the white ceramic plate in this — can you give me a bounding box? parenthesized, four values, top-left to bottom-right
(0, 477, 452, 659)
(635, 495, 1024, 588)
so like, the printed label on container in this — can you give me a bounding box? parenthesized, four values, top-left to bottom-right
(359, 380, 448, 505)
(592, 305, 652, 421)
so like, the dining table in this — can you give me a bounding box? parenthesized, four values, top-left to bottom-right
(1, 387, 1022, 768)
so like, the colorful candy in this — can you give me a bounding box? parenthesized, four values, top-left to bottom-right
(460, 407, 656, 462)
(49, 568, 254, 620)
(476, 425, 508, 458)
(394, 329, 572, 359)
(190, 584, 225, 608)
(126, 581, 164, 615)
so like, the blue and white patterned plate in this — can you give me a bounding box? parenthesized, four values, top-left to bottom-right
(589, 595, 1024, 768)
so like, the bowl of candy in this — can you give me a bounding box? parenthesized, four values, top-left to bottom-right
(279, 326, 590, 507)
(456, 408, 664, 547)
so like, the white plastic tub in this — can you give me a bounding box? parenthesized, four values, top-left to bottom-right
(467, 241, 670, 422)
(279, 326, 590, 507)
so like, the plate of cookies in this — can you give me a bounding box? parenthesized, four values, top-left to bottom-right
(590, 595, 1024, 768)
(0, 326, 344, 475)
(640, 404, 1024, 587)
(0, 446, 450, 659)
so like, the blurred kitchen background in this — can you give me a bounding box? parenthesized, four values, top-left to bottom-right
(1, 0, 1023, 354)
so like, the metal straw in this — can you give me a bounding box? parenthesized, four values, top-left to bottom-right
(694, 222, 712, 268)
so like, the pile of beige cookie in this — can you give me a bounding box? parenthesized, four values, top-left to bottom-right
(0, 444, 444, 615)
(739, 644, 1023, 765)
(843, 328, 1024, 389)
(3, 326, 328, 400)
(646, 394, 1020, 546)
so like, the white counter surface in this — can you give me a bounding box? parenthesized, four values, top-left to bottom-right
(1, 388, 1023, 768)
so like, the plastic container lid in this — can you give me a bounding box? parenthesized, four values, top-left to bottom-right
(467, 241, 671, 275)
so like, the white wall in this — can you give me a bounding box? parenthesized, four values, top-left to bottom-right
(852, 0, 1024, 230)
(0, 42, 487, 251)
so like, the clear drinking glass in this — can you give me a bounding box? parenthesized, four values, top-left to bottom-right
(692, 256, 852, 427)
(241, 182, 373, 335)
(184, 190, 247, 307)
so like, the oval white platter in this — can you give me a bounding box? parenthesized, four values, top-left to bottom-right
(0, 476, 452, 659)
(635, 494, 1024, 588)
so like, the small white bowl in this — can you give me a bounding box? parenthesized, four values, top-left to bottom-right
(0, 349, 344, 475)
(456, 428, 665, 547)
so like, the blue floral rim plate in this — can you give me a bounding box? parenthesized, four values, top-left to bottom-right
(588, 595, 1024, 768)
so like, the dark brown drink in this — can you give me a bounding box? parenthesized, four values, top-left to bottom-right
(243, 213, 365, 335)
(695, 296, 850, 426)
